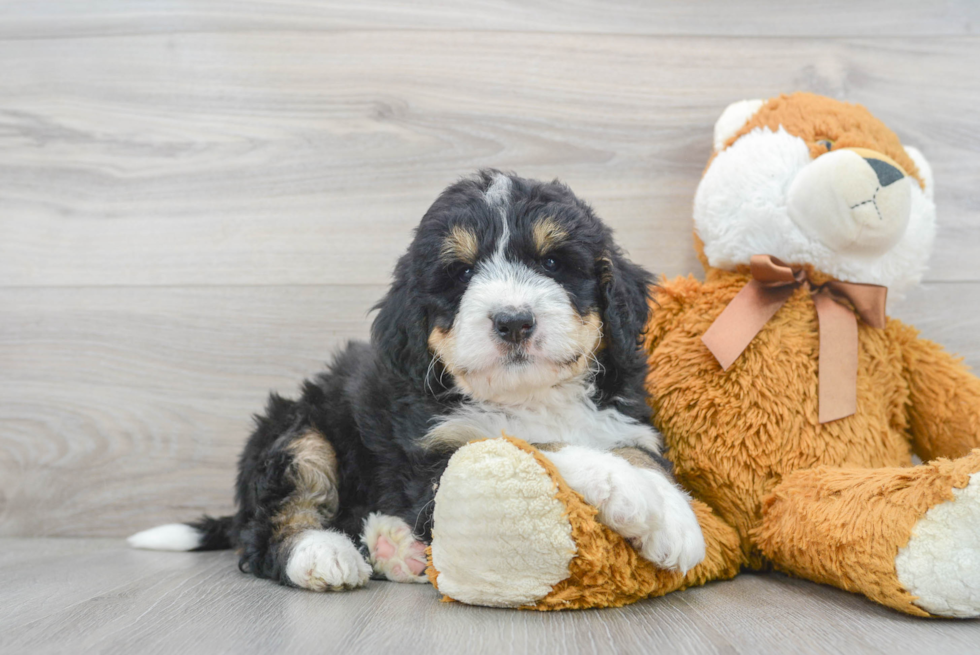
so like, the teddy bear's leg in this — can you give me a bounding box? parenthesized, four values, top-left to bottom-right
(893, 322, 980, 462)
(428, 437, 744, 609)
(757, 450, 980, 617)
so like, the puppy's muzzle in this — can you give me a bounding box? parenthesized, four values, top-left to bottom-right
(492, 309, 535, 345)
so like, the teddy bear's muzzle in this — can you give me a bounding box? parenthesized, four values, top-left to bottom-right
(787, 147, 912, 257)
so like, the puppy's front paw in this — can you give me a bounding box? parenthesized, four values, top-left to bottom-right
(628, 469, 706, 574)
(547, 447, 706, 574)
(285, 530, 372, 591)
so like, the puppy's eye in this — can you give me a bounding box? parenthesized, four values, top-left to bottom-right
(454, 266, 474, 283)
(817, 139, 834, 151)
(541, 257, 560, 273)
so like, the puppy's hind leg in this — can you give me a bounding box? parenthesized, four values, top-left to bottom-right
(245, 429, 371, 591)
(361, 513, 429, 583)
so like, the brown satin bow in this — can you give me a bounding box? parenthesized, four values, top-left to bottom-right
(701, 255, 887, 423)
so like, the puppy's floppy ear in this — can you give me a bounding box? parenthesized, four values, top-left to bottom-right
(594, 247, 655, 418)
(371, 254, 433, 388)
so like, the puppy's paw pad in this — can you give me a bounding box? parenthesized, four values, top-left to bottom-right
(286, 530, 371, 591)
(362, 513, 429, 584)
(374, 535, 396, 560)
(404, 541, 428, 575)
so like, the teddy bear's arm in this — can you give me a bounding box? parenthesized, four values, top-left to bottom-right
(644, 275, 704, 353)
(891, 319, 980, 461)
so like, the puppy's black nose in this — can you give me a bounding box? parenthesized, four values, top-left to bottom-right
(493, 311, 535, 344)
(864, 157, 904, 187)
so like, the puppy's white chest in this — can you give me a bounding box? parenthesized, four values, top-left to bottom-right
(429, 390, 662, 453)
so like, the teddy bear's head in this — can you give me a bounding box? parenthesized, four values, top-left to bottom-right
(694, 92, 936, 296)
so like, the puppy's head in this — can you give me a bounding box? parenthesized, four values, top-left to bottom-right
(372, 170, 652, 411)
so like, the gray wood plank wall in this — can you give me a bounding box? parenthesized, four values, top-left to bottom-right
(2, 1, 979, 537)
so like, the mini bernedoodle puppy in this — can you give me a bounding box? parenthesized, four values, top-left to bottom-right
(129, 170, 706, 591)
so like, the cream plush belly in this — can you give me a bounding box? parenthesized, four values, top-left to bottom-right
(429, 438, 576, 608)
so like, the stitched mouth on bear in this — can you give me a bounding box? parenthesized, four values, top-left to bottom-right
(787, 147, 912, 256)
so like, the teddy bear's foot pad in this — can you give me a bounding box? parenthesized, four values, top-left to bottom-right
(429, 438, 577, 607)
(896, 472, 980, 617)
(362, 513, 429, 583)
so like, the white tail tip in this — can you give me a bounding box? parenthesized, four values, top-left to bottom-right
(128, 523, 202, 551)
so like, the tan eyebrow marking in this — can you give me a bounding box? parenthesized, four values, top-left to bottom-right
(532, 217, 568, 255)
(440, 226, 479, 264)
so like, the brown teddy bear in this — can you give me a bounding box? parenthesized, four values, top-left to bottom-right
(426, 93, 980, 618)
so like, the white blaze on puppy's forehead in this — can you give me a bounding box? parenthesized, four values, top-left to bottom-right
(430, 173, 604, 405)
(484, 173, 512, 254)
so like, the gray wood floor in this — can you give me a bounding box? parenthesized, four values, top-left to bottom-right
(0, 539, 978, 655)
(2, 1, 980, 652)
(4, 0, 980, 540)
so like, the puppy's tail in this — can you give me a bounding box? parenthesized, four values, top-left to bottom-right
(127, 515, 235, 551)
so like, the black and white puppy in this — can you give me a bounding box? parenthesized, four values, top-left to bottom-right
(129, 170, 705, 591)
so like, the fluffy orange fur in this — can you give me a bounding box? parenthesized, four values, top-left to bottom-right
(757, 451, 980, 616)
(641, 93, 980, 617)
(719, 92, 923, 187)
(646, 267, 980, 615)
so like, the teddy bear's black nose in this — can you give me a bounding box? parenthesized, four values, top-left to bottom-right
(864, 157, 904, 187)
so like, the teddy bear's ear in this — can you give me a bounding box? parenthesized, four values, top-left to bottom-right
(904, 146, 934, 201)
(713, 99, 765, 152)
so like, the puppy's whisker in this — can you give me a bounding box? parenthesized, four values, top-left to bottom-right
(423, 355, 461, 401)
(413, 496, 437, 538)
(587, 349, 605, 378)
(584, 318, 606, 378)
(424, 355, 439, 395)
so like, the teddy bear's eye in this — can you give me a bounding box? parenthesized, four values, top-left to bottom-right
(817, 139, 834, 151)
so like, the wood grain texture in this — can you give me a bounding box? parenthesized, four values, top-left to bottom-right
(2, 3, 980, 547)
(2, 33, 980, 286)
(0, 285, 381, 537)
(1, 282, 978, 538)
(0, 538, 978, 655)
(0, 0, 977, 38)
